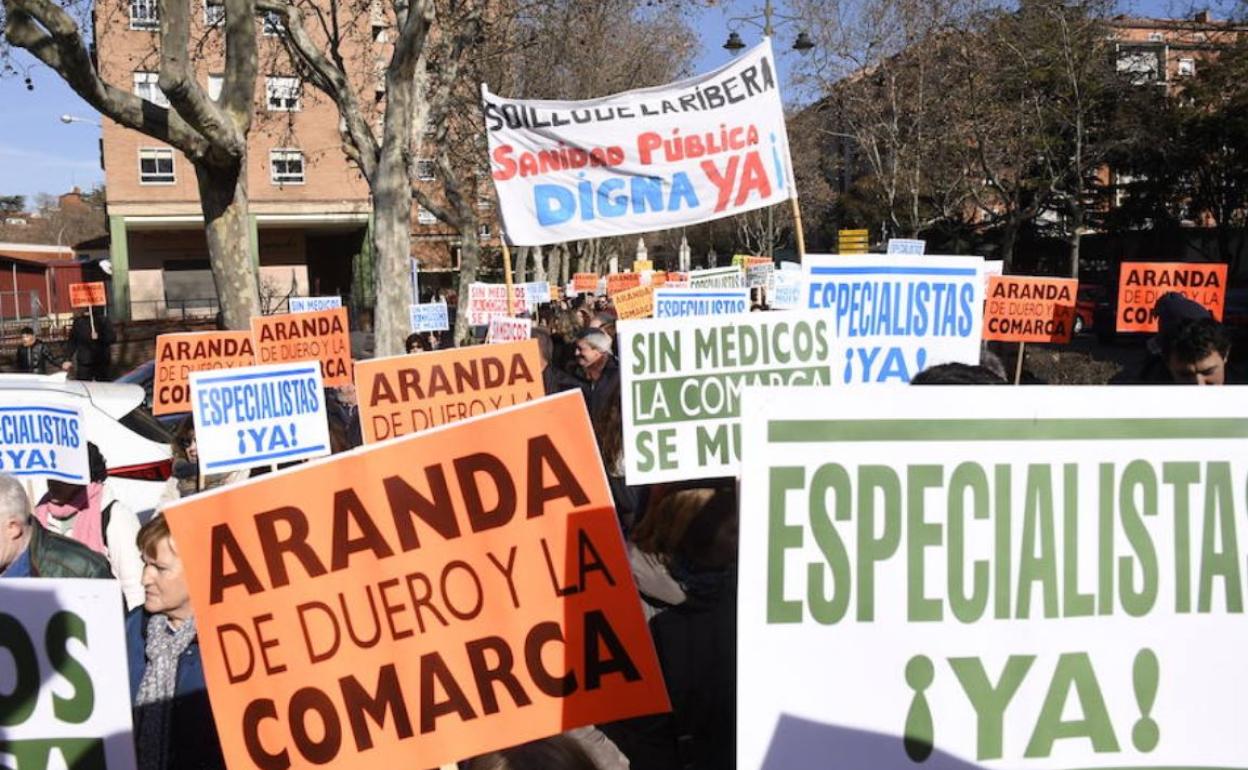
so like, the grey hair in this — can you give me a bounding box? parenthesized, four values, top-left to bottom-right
(577, 328, 613, 354)
(0, 474, 31, 523)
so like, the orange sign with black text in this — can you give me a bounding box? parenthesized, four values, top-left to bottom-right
(153, 331, 256, 415)
(606, 272, 642, 296)
(251, 306, 353, 386)
(165, 392, 669, 770)
(573, 273, 599, 293)
(613, 285, 654, 320)
(1116, 262, 1227, 333)
(356, 339, 544, 443)
(983, 276, 1078, 344)
(69, 281, 107, 307)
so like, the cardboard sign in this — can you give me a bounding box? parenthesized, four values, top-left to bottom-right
(573, 273, 599, 293)
(356, 339, 544, 443)
(484, 39, 794, 245)
(288, 296, 342, 314)
(1116, 262, 1227, 333)
(0, 399, 88, 482)
(251, 306, 353, 387)
(164, 392, 669, 770)
(689, 266, 744, 289)
(606, 272, 642, 296)
(770, 268, 803, 309)
(0, 579, 136, 768)
(68, 281, 107, 308)
(653, 287, 750, 318)
(665, 271, 691, 288)
(886, 238, 926, 255)
(613, 284, 654, 320)
(619, 310, 839, 484)
(409, 302, 450, 332)
(190, 361, 330, 473)
(487, 316, 533, 344)
(154, 331, 257, 416)
(984, 275, 1078, 344)
(737, 385, 1248, 770)
(801, 255, 985, 383)
(633, 259, 653, 272)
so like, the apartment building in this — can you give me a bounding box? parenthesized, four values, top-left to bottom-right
(94, 0, 493, 320)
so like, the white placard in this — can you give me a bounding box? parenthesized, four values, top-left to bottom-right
(0, 578, 137, 769)
(689, 266, 746, 289)
(190, 361, 330, 473)
(770, 268, 803, 309)
(0, 398, 88, 483)
(887, 238, 927, 255)
(653, 287, 750, 318)
(409, 302, 450, 332)
(288, 296, 342, 314)
(801, 254, 985, 383)
(484, 40, 794, 245)
(738, 385, 1248, 770)
(486, 316, 533, 344)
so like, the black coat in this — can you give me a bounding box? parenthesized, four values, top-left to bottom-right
(16, 340, 60, 373)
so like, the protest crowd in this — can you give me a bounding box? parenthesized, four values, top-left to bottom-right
(2, 38, 1245, 770)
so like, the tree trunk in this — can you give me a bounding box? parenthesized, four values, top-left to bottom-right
(1067, 207, 1083, 281)
(532, 245, 546, 282)
(514, 246, 529, 285)
(371, 153, 414, 358)
(999, 220, 1019, 273)
(194, 160, 260, 329)
(454, 229, 481, 345)
(547, 245, 563, 289)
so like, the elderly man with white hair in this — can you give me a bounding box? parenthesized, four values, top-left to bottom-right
(0, 473, 112, 579)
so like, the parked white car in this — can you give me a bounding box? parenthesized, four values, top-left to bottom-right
(0, 373, 173, 520)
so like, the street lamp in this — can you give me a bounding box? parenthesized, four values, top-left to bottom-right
(722, 0, 815, 55)
(59, 114, 102, 127)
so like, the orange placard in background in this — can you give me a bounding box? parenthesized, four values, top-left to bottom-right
(983, 276, 1078, 344)
(250, 306, 353, 386)
(69, 281, 107, 307)
(613, 285, 654, 320)
(573, 273, 599, 293)
(606, 272, 642, 296)
(1116, 262, 1227, 333)
(356, 338, 543, 443)
(165, 392, 669, 770)
(153, 331, 256, 415)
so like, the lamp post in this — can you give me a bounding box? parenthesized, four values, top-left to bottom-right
(723, 1, 813, 260)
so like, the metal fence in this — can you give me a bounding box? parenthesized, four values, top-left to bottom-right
(129, 297, 222, 322)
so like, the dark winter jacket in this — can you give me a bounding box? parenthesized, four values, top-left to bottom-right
(16, 340, 60, 374)
(28, 522, 112, 578)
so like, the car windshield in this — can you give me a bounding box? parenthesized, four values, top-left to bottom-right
(119, 405, 173, 444)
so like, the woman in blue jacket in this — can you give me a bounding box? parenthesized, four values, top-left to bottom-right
(125, 514, 225, 770)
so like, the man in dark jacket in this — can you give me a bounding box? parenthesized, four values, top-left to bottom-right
(66, 308, 116, 381)
(0, 474, 111, 578)
(534, 327, 585, 395)
(575, 327, 620, 420)
(15, 326, 66, 374)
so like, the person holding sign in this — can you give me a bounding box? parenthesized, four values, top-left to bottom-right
(0, 473, 111, 579)
(125, 514, 225, 770)
(66, 307, 116, 381)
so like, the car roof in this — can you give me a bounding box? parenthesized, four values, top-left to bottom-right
(0, 374, 143, 420)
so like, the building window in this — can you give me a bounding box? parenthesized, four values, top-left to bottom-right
(207, 74, 224, 100)
(204, 0, 224, 26)
(417, 206, 437, 225)
(1178, 58, 1196, 77)
(133, 71, 169, 107)
(478, 222, 492, 239)
(270, 149, 305, 185)
(138, 148, 175, 184)
(1147, 32, 1164, 42)
(265, 76, 301, 111)
(130, 0, 158, 29)
(261, 11, 284, 35)
(415, 158, 435, 181)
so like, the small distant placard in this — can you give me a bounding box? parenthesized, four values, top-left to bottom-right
(409, 302, 450, 332)
(487, 316, 533, 344)
(653, 287, 750, 318)
(887, 238, 926, 255)
(288, 296, 342, 314)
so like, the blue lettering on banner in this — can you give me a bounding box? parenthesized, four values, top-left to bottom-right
(0, 406, 84, 481)
(804, 266, 977, 338)
(655, 291, 749, 318)
(194, 365, 325, 469)
(536, 173, 701, 226)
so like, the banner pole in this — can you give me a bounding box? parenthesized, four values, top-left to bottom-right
(790, 197, 807, 261)
(1014, 342, 1026, 385)
(500, 233, 517, 318)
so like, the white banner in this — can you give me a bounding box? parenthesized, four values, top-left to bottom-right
(409, 302, 449, 332)
(653, 287, 750, 318)
(738, 385, 1248, 770)
(0, 578, 137, 768)
(690, 266, 746, 288)
(770, 268, 803, 309)
(288, 296, 342, 314)
(483, 40, 794, 245)
(190, 361, 330, 473)
(0, 398, 88, 483)
(801, 255, 985, 383)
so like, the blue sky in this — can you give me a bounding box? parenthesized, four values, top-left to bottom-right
(0, 0, 1210, 202)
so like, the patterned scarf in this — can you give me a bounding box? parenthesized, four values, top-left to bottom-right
(135, 614, 197, 770)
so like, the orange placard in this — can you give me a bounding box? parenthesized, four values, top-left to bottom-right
(1116, 262, 1227, 333)
(651, 271, 667, 287)
(983, 276, 1079, 344)
(573, 273, 599, 293)
(613, 285, 654, 320)
(153, 331, 256, 415)
(165, 392, 669, 770)
(69, 281, 107, 307)
(606, 272, 642, 296)
(356, 338, 543, 443)
(251, 306, 353, 386)
(744, 256, 772, 270)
